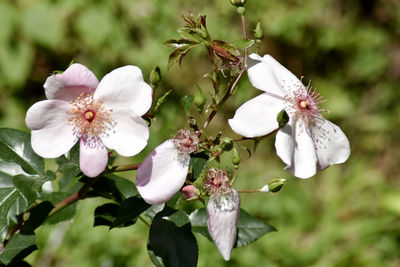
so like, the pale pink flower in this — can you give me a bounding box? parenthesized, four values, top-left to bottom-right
(26, 63, 152, 177)
(136, 129, 199, 204)
(229, 54, 350, 178)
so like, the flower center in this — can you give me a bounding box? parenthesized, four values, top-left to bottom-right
(172, 129, 199, 154)
(299, 100, 309, 109)
(204, 168, 232, 196)
(67, 93, 114, 143)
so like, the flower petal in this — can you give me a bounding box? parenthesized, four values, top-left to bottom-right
(94, 65, 152, 116)
(275, 119, 317, 178)
(136, 140, 190, 205)
(44, 63, 99, 101)
(228, 93, 284, 138)
(100, 110, 149, 157)
(79, 139, 108, 177)
(25, 100, 77, 158)
(207, 190, 240, 261)
(248, 53, 302, 97)
(311, 119, 350, 170)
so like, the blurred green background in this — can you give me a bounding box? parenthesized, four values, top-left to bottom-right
(1, 0, 399, 266)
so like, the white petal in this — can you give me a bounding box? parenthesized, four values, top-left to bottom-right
(100, 110, 149, 157)
(44, 63, 99, 101)
(136, 140, 190, 205)
(311, 119, 350, 170)
(79, 139, 108, 178)
(94, 65, 152, 116)
(25, 100, 77, 158)
(248, 53, 302, 97)
(228, 93, 284, 138)
(275, 119, 317, 178)
(207, 190, 240, 261)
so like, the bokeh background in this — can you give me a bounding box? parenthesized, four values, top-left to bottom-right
(1, 0, 399, 266)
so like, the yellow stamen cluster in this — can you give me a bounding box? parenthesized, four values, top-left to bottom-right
(67, 93, 114, 143)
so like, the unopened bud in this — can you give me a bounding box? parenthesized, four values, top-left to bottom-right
(267, 179, 286, 193)
(230, 0, 247, 7)
(231, 148, 240, 165)
(277, 109, 289, 128)
(194, 86, 206, 113)
(254, 21, 263, 41)
(236, 6, 246, 15)
(182, 185, 198, 200)
(220, 137, 233, 152)
(149, 66, 161, 86)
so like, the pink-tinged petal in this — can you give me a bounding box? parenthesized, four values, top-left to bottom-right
(25, 100, 76, 158)
(44, 63, 99, 101)
(311, 119, 350, 170)
(94, 65, 152, 116)
(100, 109, 149, 157)
(207, 190, 240, 261)
(228, 93, 284, 138)
(248, 53, 302, 97)
(136, 140, 190, 205)
(275, 119, 317, 178)
(79, 139, 108, 177)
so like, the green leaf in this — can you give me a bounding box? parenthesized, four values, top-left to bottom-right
(164, 39, 199, 48)
(0, 128, 43, 175)
(43, 192, 77, 224)
(111, 196, 151, 228)
(90, 174, 138, 203)
(233, 39, 255, 49)
(189, 152, 209, 181)
(0, 233, 36, 265)
(181, 95, 194, 115)
(148, 207, 198, 267)
(93, 203, 119, 227)
(20, 201, 53, 235)
(177, 29, 203, 43)
(147, 241, 166, 267)
(189, 208, 276, 247)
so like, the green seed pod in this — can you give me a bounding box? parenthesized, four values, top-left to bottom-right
(220, 137, 233, 152)
(254, 21, 263, 40)
(231, 147, 240, 165)
(236, 6, 245, 15)
(268, 179, 286, 193)
(194, 86, 206, 113)
(277, 109, 289, 128)
(149, 66, 161, 86)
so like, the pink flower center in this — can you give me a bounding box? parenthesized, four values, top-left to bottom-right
(67, 93, 114, 143)
(204, 168, 232, 196)
(172, 129, 199, 154)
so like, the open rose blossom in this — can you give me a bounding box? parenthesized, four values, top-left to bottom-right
(228, 54, 350, 178)
(25, 63, 152, 177)
(136, 129, 199, 204)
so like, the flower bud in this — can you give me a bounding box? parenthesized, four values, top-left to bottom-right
(236, 6, 246, 15)
(194, 86, 206, 113)
(231, 147, 240, 165)
(149, 66, 161, 86)
(220, 137, 233, 152)
(267, 179, 286, 193)
(230, 0, 247, 7)
(254, 21, 263, 41)
(182, 185, 198, 200)
(277, 109, 289, 128)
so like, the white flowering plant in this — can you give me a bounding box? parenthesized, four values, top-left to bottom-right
(0, 1, 349, 266)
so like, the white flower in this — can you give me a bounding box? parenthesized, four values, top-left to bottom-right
(229, 54, 350, 178)
(136, 129, 199, 204)
(25, 63, 152, 177)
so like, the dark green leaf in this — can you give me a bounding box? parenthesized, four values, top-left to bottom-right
(147, 241, 166, 267)
(111, 196, 151, 228)
(56, 143, 81, 193)
(164, 39, 199, 48)
(93, 203, 119, 227)
(189, 208, 276, 247)
(0, 128, 43, 174)
(189, 152, 209, 181)
(0, 233, 36, 265)
(143, 204, 164, 222)
(148, 207, 198, 267)
(233, 39, 255, 49)
(181, 95, 194, 115)
(177, 29, 203, 43)
(43, 192, 77, 224)
(20, 201, 53, 235)
(91, 174, 138, 203)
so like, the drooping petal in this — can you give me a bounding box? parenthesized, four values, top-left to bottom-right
(207, 190, 240, 261)
(44, 63, 99, 101)
(275, 119, 318, 178)
(136, 140, 190, 205)
(79, 139, 108, 178)
(100, 109, 149, 157)
(94, 65, 152, 116)
(248, 53, 303, 97)
(25, 100, 77, 158)
(311, 119, 350, 170)
(228, 93, 284, 138)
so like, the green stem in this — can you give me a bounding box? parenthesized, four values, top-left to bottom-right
(109, 163, 140, 173)
(138, 215, 151, 227)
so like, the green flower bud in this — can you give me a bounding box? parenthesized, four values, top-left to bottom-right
(254, 21, 263, 40)
(230, 0, 247, 7)
(231, 147, 240, 165)
(220, 137, 233, 152)
(277, 109, 289, 128)
(236, 6, 246, 15)
(268, 179, 286, 193)
(194, 86, 206, 113)
(149, 66, 161, 86)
